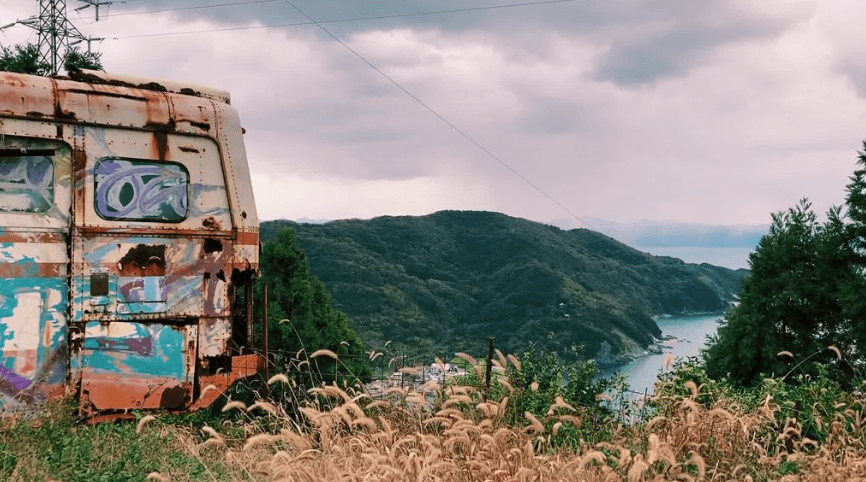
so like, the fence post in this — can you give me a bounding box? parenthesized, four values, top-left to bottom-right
(263, 282, 269, 395)
(484, 337, 494, 402)
(262, 283, 271, 374)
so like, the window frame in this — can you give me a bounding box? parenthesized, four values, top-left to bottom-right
(93, 157, 191, 223)
(0, 148, 56, 214)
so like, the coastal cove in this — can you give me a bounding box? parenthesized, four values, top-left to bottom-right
(603, 314, 724, 396)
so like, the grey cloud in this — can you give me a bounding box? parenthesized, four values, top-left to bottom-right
(90, 0, 859, 229)
(834, 60, 866, 99)
(519, 100, 588, 135)
(114, 1, 809, 89)
(587, 3, 809, 86)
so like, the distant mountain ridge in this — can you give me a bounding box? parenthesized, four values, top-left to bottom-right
(261, 211, 747, 363)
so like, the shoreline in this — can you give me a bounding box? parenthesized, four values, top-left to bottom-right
(595, 312, 725, 369)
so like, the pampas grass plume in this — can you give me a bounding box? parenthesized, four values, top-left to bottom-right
(310, 349, 338, 359)
(202, 425, 220, 439)
(243, 433, 276, 452)
(507, 354, 521, 371)
(222, 400, 247, 412)
(523, 412, 544, 434)
(455, 352, 477, 366)
(248, 401, 278, 416)
(199, 384, 218, 399)
(267, 373, 290, 385)
(136, 415, 156, 434)
(663, 353, 675, 371)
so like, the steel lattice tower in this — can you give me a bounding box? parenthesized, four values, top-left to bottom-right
(35, 0, 84, 75)
(1, 0, 105, 76)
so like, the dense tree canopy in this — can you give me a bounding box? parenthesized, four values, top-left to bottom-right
(705, 143, 866, 386)
(261, 212, 746, 362)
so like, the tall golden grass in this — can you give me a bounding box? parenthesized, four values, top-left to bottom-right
(143, 354, 866, 481)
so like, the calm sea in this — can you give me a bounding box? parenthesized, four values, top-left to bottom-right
(603, 314, 723, 395)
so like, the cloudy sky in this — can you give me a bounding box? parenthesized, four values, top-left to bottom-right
(5, 0, 866, 266)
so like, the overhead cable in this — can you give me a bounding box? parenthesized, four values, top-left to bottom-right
(279, 0, 596, 235)
(114, 0, 576, 39)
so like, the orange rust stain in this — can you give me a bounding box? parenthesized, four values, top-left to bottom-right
(81, 373, 191, 410)
(152, 129, 168, 161)
(0, 232, 64, 243)
(0, 263, 64, 278)
(235, 230, 259, 245)
(192, 354, 264, 410)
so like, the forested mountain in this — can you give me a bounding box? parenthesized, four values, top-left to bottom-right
(261, 211, 748, 363)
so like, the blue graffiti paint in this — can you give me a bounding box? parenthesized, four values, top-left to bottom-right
(0, 366, 31, 391)
(0, 155, 54, 213)
(0, 278, 69, 404)
(94, 159, 188, 222)
(81, 322, 186, 380)
(83, 243, 118, 266)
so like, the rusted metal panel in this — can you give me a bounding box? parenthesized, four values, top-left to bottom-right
(77, 127, 233, 230)
(1, 71, 224, 137)
(72, 238, 204, 321)
(192, 354, 264, 409)
(70, 236, 240, 322)
(0, 74, 55, 119)
(69, 69, 231, 105)
(212, 101, 259, 233)
(77, 322, 196, 410)
(232, 241, 260, 271)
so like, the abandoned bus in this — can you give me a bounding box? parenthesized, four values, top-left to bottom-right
(0, 69, 262, 418)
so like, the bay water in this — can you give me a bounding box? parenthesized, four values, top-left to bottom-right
(603, 314, 723, 395)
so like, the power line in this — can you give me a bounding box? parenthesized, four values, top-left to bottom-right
(77, 0, 280, 19)
(114, 0, 576, 39)
(100, 0, 619, 243)
(278, 0, 595, 234)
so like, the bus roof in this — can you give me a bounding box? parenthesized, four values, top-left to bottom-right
(0, 70, 229, 137)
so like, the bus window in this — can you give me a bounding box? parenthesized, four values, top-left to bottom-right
(0, 155, 54, 213)
(94, 158, 189, 222)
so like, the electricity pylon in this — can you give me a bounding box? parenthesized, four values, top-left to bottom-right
(1, 0, 108, 75)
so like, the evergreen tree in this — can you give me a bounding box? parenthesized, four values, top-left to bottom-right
(0, 44, 49, 76)
(842, 142, 866, 358)
(64, 47, 103, 72)
(704, 200, 848, 385)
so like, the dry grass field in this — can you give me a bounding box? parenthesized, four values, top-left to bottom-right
(1, 353, 865, 481)
(132, 355, 866, 482)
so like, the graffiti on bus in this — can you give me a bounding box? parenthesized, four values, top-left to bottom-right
(94, 159, 188, 222)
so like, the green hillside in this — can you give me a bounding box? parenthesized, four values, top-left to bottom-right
(261, 211, 747, 363)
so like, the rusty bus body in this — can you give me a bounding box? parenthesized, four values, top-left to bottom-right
(0, 70, 262, 418)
